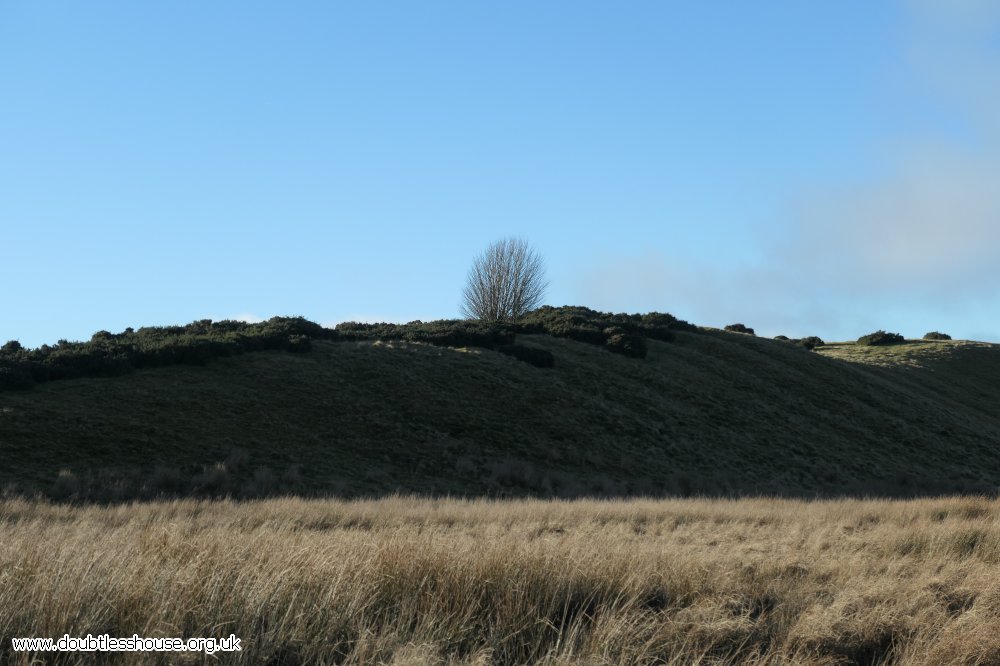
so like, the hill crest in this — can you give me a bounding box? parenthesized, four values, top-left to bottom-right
(1, 308, 998, 500)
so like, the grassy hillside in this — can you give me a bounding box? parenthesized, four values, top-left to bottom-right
(1, 316, 999, 499)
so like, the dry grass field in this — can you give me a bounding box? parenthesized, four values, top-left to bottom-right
(4, 495, 1000, 665)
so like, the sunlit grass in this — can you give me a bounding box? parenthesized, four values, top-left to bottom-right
(4, 495, 1000, 664)
(817, 339, 997, 369)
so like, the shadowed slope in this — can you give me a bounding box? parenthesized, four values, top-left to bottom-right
(1, 330, 998, 499)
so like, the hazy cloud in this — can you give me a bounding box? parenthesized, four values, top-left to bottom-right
(784, 0, 1000, 296)
(573, 2, 1000, 340)
(571, 252, 842, 337)
(784, 145, 1000, 293)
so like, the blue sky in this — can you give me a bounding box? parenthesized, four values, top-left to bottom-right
(3, 1, 999, 346)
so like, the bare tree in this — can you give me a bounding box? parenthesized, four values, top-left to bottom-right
(461, 238, 547, 322)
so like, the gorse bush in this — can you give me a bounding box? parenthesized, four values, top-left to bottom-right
(516, 306, 693, 344)
(516, 306, 606, 344)
(797, 336, 825, 350)
(0, 317, 333, 392)
(773, 335, 824, 350)
(0, 317, 534, 393)
(724, 323, 755, 335)
(857, 330, 905, 346)
(603, 327, 648, 359)
(638, 311, 698, 337)
(339, 306, 693, 362)
(923, 331, 952, 341)
(335, 319, 516, 349)
(0, 306, 699, 392)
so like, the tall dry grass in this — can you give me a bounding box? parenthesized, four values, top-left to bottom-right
(3, 495, 1000, 664)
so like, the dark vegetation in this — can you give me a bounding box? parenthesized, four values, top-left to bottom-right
(333, 318, 516, 351)
(0, 317, 326, 392)
(335, 306, 693, 362)
(496, 344, 555, 368)
(923, 331, 952, 341)
(1, 307, 697, 392)
(776, 335, 825, 350)
(724, 323, 755, 335)
(789, 335, 826, 349)
(515, 306, 695, 358)
(857, 330, 906, 346)
(3, 308, 998, 502)
(797, 336, 825, 349)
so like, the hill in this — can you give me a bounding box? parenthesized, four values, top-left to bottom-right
(1, 310, 999, 499)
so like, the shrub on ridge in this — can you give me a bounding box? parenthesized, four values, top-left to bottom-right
(724, 323, 755, 335)
(857, 330, 905, 346)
